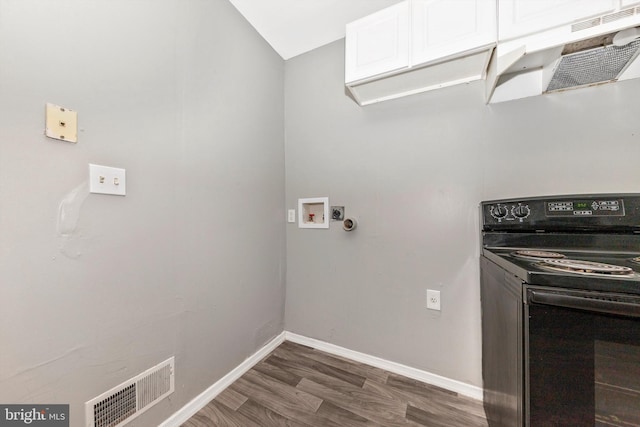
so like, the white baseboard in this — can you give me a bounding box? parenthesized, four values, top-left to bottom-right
(159, 331, 286, 427)
(284, 331, 483, 401)
(161, 330, 483, 426)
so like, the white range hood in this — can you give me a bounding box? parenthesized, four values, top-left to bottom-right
(487, 6, 640, 104)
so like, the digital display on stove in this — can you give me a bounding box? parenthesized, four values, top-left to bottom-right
(546, 199, 625, 217)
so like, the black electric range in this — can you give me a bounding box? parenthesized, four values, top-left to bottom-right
(480, 194, 640, 427)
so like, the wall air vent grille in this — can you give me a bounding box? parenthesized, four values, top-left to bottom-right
(137, 363, 173, 410)
(93, 385, 136, 427)
(85, 357, 175, 427)
(546, 39, 640, 92)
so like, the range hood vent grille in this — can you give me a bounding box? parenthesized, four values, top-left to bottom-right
(572, 7, 638, 33)
(546, 39, 640, 92)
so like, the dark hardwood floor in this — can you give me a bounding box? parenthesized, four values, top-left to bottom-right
(182, 341, 488, 426)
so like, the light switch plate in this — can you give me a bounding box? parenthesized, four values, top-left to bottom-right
(45, 103, 78, 143)
(89, 164, 126, 196)
(288, 209, 296, 223)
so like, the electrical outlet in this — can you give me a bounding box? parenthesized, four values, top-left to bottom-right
(426, 289, 441, 311)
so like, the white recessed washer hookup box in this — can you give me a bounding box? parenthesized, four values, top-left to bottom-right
(298, 197, 329, 229)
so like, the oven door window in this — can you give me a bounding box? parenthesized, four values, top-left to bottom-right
(527, 304, 640, 426)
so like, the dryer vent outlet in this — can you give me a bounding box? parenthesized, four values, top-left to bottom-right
(85, 357, 174, 427)
(343, 217, 358, 231)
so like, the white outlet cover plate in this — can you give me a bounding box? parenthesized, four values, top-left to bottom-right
(427, 289, 441, 311)
(89, 164, 126, 196)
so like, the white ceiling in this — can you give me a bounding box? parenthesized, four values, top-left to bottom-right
(228, 0, 404, 60)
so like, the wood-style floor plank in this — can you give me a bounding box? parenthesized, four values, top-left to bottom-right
(236, 399, 310, 427)
(374, 373, 488, 423)
(215, 387, 247, 411)
(242, 368, 323, 413)
(387, 373, 457, 398)
(272, 345, 367, 387)
(181, 341, 488, 427)
(266, 354, 366, 394)
(181, 400, 260, 427)
(278, 341, 390, 384)
(252, 358, 303, 387)
(296, 377, 420, 427)
(230, 376, 343, 427)
(364, 378, 488, 426)
(406, 404, 466, 427)
(315, 400, 382, 427)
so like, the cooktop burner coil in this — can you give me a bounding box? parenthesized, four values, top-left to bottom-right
(537, 258, 635, 276)
(513, 250, 566, 260)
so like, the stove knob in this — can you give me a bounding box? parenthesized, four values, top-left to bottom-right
(490, 204, 508, 219)
(512, 204, 530, 219)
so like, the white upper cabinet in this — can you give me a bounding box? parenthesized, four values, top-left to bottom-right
(498, 0, 617, 41)
(411, 0, 496, 65)
(346, 0, 496, 84)
(345, 2, 410, 83)
(622, 0, 640, 6)
(345, 0, 497, 99)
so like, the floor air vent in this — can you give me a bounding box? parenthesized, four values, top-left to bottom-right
(85, 357, 174, 427)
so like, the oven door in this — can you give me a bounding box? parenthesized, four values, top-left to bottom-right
(524, 286, 640, 427)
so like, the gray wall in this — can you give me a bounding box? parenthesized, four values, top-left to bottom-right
(3, 0, 640, 422)
(0, 1, 285, 425)
(284, 39, 640, 387)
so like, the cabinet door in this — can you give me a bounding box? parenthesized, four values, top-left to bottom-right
(411, 0, 496, 66)
(622, 0, 640, 7)
(345, 1, 410, 83)
(499, 0, 616, 41)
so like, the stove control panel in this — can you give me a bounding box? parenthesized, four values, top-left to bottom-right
(482, 194, 640, 231)
(546, 199, 623, 217)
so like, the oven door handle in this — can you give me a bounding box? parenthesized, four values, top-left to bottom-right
(528, 289, 640, 318)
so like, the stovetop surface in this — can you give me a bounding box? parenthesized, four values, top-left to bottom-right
(483, 247, 640, 295)
(480, 194, 640, 294)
